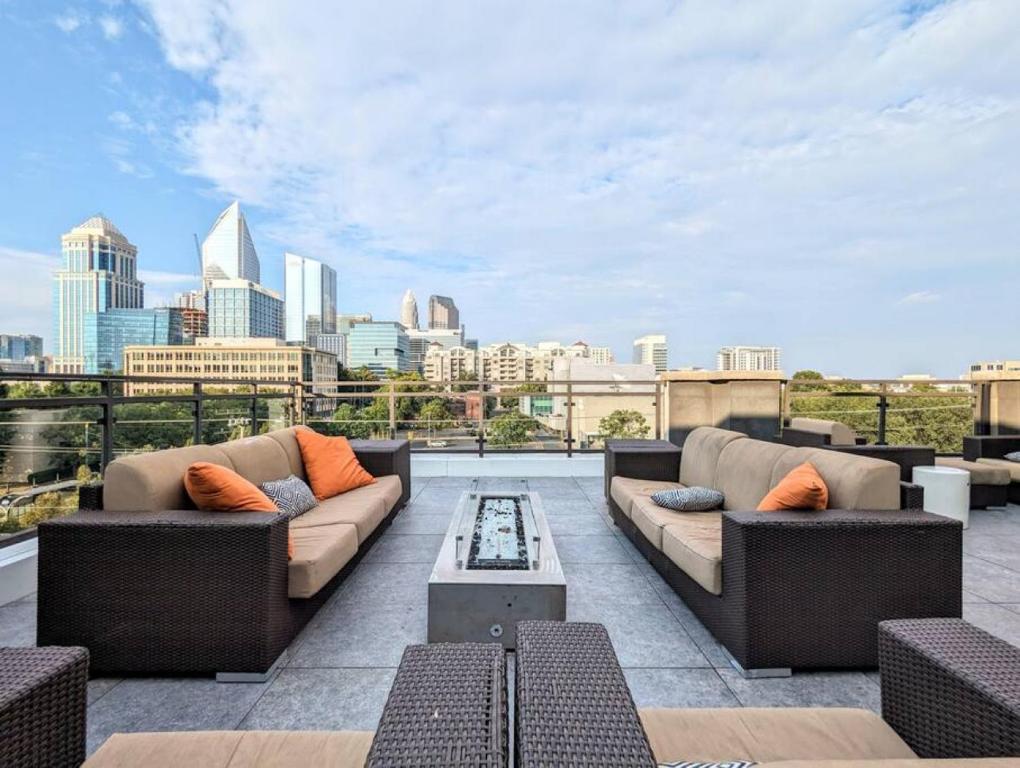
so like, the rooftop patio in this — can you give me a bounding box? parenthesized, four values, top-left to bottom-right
(2, 471, 1018, 757)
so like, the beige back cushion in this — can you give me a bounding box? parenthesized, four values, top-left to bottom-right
(716, 439, 794, 511)
(265, 425, 310, 481)
(679, 427, 747, 487)
(788, 417, 857, 447)
(103, 445, 233, 512)
(772, 447, 900, 510)
(217, 435, 293, 486)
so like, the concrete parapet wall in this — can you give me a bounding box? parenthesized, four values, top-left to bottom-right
(660, 370, 785, 445)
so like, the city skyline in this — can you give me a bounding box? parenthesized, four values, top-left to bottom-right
(2, 2, 1019, 376)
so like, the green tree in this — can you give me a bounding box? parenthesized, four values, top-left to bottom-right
(330, 403, 372, 439)
(486, 411, 537, 448)
(598, 409, 651, 439)
(418, 398, 455, 432)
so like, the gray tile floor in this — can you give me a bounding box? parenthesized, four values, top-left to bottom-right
(3, 475, 1019, 756)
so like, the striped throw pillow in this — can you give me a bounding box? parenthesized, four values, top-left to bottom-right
(659, 762, 757, 768)
(651, 486, 724, 512)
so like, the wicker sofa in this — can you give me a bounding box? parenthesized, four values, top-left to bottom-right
(606, 427, 962, 675)
(36, 425, 410, 680)
(779, 416, 866, 447)
(964, 435, 1020, 504)
(515, 620, 1020, 766)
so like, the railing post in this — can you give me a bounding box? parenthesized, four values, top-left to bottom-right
(99, 378, 114, 473)
(250, 383, 259, 437)
(477, 377, 485, 458)
(388, 382, 396, 440)
(876, 386, 888, 446)
(565, 381, 573, 457)
(654, 380, 663, 440)
(192, 382, 203, 445)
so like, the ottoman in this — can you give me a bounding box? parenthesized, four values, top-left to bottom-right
(936, 457, 1010, 508)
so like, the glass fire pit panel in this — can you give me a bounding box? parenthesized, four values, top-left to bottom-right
(467, 495, 531, 570)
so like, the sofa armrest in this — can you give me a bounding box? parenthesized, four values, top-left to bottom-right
(515, 621, 656, 767)
(963, 435, 1020, 461)
(719, 510, 962, 669)
(37, 509, 291, 675)
(604, 440, 681, 499)
(879, 618, 1020, 758)
(776, 427, 832, 448)
(900, 481, 924, 510)
(350, 439, 410, 508)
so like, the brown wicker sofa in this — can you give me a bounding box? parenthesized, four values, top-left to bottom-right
(606, 427, 962, 675)
(964, 435, 1020, 504)
(36, 425, 410, 680)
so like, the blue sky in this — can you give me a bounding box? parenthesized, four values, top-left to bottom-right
(1, 0, 1018, 376)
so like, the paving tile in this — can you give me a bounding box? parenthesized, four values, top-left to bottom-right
(546, 513, 614, 536)
(241, 667, 395, 731)
(476, 477, 530, 492)
(624, 668, 738, 708)
(963, 554, 1020, 603)
(536, 497, 601, 515)
(87, 677, 270, 755)
(422, 477, 477, 490)
(963, 589, 990, 603)
(563, 563, 664, 606)
(0, 596, 36, 647)
(717, 669, 882, 713)
(963, 534, 1020, 573)
(1003, 604, 1020, 615)
(290, 601, 427, 668)
(554, 534, 633, 564)
(408, 478, 429, 501)
(333, 562, 432, 608)
(387, 512, 453, 534)
(363, 533, 444, 564)
(965, 508, 1020, 534)
(87, 679, 121, 706)
(963, 603, 1020, 648)
(568, 599, 710, 669)
(656, 590, 732, 669)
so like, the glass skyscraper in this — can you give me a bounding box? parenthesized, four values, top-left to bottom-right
(53, 216, 144, 373)
(428, 295, 460, 330)
(82, 308, 184, 373)
(284, 252, 337, 343)
(207, 279, 284, 339)
(0, 334, 43, 361)
(347, 322, 410, 376)
(201, 201, 260, 285)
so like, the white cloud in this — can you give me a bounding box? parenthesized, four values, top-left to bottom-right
(98, 15, 124, 39)
(0, 247, 60, 342)
(135, 0, 1020, 374)
(53, 11, 86, 33)
(899, 290, 942, 305)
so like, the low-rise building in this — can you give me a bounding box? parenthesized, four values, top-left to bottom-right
(422, 339, 615, 384)
(347, 321, 410, 376)
(406, 327, 464, 372)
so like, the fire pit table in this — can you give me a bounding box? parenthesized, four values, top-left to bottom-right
(428, 491, 566, 649)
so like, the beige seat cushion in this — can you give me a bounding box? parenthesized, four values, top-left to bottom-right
(217, 435, 294, 487)
(610, 476, 684, 519)
(288, 523, 359, 598)
(772, 447, 900, 511)
(976, 458, 1020, 483)
(84, 730, 374, 767)
(679, 427, 747, 488)
(788, 417, 858, 447)
(639, 707, 916, 765)
(661, 515, 723, 595)
(629, 496, 713, 550)
(290, 479, 399, 542)
(936, 457, 1010, 485)
(103, 445, 233, 512)
(715, 439, 793, 510)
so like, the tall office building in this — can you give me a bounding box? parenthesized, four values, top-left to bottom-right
(401, 289, 419, 330)
(406, 327, 463, 372)
(207, 279, 284, 339)
(633, 334, 668, 373)
(716, 346, 782, 372)
(337, 313, 372, 334)
(0, 334, 43, 361)
(590, 346, 614, 365)
(428, 295, 459, 330)
(83, 307, 184, 373)
(285, 253, 337, 342)
(201, 201, 260, 285)
(347, 322, 410, 376)
(53, 215, 144, 373)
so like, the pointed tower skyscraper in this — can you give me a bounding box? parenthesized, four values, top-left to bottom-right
(401, 289, 419, 330)
(201, 201, 260, 285)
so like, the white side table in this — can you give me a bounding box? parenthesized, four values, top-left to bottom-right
(913, 465, 970, 529)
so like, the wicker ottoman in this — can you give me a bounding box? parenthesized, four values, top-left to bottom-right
(879, 618, 1020, 759)
(0, 646, 89, 768)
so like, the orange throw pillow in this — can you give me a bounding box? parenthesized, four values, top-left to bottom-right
(757, 461, 829, 511)
(184, 462, 293, 558)
(294, 429, 376, 500)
